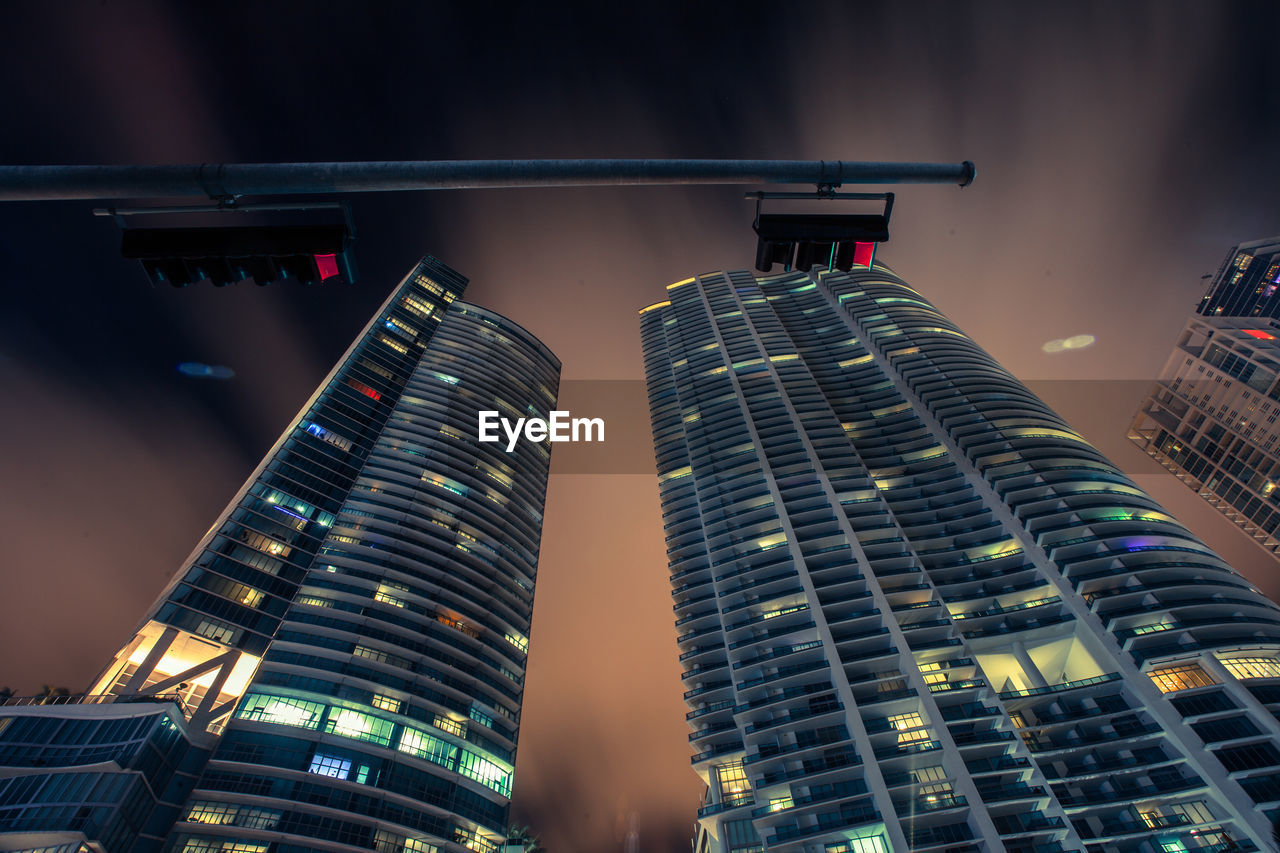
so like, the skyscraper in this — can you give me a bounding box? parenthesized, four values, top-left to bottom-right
(642, 263, 1280, 853)
(0, 257, 560, 853)
(1130, 236, 1280, 556)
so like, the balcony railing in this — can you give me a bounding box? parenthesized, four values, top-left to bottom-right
(1, 692, 190, 718)
(997, 672, 1122, 699)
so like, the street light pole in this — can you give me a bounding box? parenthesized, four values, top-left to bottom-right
(0, 158, 975, 202)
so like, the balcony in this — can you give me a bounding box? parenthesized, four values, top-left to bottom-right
(734, 680, 833, 713)
(689, 720, 738, 742)
(873, 739, 942, 760)
(991, 813, 1064, 835)
(689, 740, 743, 764)
(745, 730, 849, 765)
(732, 639, 824, 669)
(683, 680, 732, 700)
(1054, 775, 1206, 807)
(727, 620, 817, 650)
(736, 659, 830, 691)
(961, 612, 1073, 639)
(997, 672, 1122, 700)
(754, 746, 860, 786)
(900, 793, 968, 813)
(976, 783, 1047, 803)
(696, 793, 754, 819)
(766, 802, 881, 846)
(749, 779, 869, 817)
(743, 700, 842, 734)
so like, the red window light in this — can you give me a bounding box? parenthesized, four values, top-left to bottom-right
(346, 378, 382, 400)
(853, 242, 875, 267)
(314, 253, 340, 280)
(1242, 329, 1276, 340)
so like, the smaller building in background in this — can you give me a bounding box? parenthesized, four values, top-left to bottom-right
(0, 697, 205, 853)
(1130, 236, 1280, 555)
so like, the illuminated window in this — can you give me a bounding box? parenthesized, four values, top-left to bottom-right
(180, 840, 269, 853)
(438, 614, 481, 638)
(714, 761, 754, 806)
(371, 694, 402, 713)
(346, 378, 383, 401)
(1220, 656, 1280, 680)
(236, 693, 324, 729)
(918, 781, 954, 803)
(238, 530, 290, 558)
(374, 584, 407, 608)
(888, 712, 925, 730)
(400, 294, 435, 319)
(325, 708, 394, 746)
(453, 826, 498, 853)
(308, 753, 351, 778)
(379, 333, 409, 354)
(184, 801, 237, 825)
(427, 714, 463, 737)
(918, 663, 948, 685)
(1131, 618, 1179, 636)
(224, 582, 264, 608)
(659, 465, 693, 483)
(414, 274, 444, 296)
(1149, 663, 1218, 693)
(912, 765, 947, 784)
(825, 836, 890, 853)
(185, 801, 281, 830)
(375, 831, 440, 853)
(768, 795, 793, 812)
(457, 750, 512, 796)
(398, 726, 457, 767)
(888, 712, 930, 744)
(761, 603, 806, 620)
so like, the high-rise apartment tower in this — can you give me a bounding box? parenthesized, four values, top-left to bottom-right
(642, 264, 1280, 853)
(1130, 236, 1280, 556)
(0, 257, 559, 853)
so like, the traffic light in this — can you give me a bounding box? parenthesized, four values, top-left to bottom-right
(107, 203, 358, 288)
(750, 192, 894, 274)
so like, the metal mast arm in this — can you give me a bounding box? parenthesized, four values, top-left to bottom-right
(0, 158, 975, 202)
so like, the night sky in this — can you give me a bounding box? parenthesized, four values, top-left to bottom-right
(3, 2, 1280, 850)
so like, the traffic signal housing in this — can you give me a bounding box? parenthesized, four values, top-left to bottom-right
(750, 192, 894, 274)
(112, 204, 357, 287)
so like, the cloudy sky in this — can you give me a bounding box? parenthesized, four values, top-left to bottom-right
(2, 2, 1280, 849)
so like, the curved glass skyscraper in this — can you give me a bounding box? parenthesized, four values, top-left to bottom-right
(0, 257, 559, 853)
(642, 264, 1280, 853)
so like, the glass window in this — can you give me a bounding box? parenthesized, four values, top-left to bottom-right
(912, 765, 947, 784)
(433, 714, 465, 737)
(398, 726, 457, 768)
(1220, 656, 1280, 680)
(370, 694, 402, 714)
(1148, 663, 1218, 693)
(714, 761, 753, 806)
(457, 749, 512, 796)
(324, 708, 394, 746)
(236, 693, 324, 729)
(887, 712, 930, 744)
(308, 752, 352, 778)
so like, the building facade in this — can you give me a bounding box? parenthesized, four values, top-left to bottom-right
(1130, 237, 1280, 556)
(0, 257, 560, 853)
(642, 263, 1280, 853)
